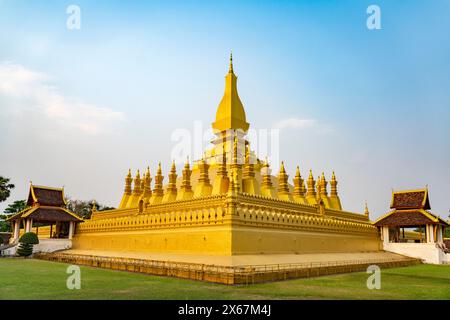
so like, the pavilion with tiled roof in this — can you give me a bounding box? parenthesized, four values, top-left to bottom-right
(374, 188, 448, 244)
(7, 184, 83, 243)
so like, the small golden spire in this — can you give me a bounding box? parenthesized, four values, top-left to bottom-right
(124, 169, 133, 195)
(132, 170, 142, 195)
(261, 160, 273, 188)
(232, 135, 238, 165)
(364, 201, 370, 217)
(330, 171, 338, 196)
(153, 162, 164, 196)
(181, 158, 192, 191)
(142, 166, 152, 198)
(216, 142, 228, 178)
(166, 161, 177, 194)
(306, 170, 316, 197)
(280, 161, 286, 173)
(277, 161, 290, 196)
(157, 162, 162, 175)
(91, 200, 97, 212)
(293, 166, 305, 197)
(242, 144, 255, 179)
(321, 172, 328, 196)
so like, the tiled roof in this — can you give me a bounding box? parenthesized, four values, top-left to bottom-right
(27, 185, 66, 207)
(390, 189, 430, 210)
(7, 206, 82, 222)
(374, 209, 448, 227)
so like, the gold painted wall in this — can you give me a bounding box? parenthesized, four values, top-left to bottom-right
(73, 194, 381, 255)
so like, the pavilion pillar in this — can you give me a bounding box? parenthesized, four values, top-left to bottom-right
(382, 227, 389, 244)
(426, 225, 435, 243)
(25, 219, 33, 233)
(437, 226, 443, 243)
(13, 220, 20, 242)
(68, 222, 74, 240)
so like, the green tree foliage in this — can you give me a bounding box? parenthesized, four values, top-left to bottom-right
(66, 197, 115, 220)
(1, 200, 28, 232)
(17, 232, 39, 257)
(19, 232, 39, 245)
(0, 214, 11, 232)
(0, 176, 14, 202)
(4, 200, 27, 214)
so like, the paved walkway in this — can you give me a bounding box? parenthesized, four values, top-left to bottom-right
(63, 249, 411, 267)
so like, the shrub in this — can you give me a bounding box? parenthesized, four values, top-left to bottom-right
(17, 232, 39, 257)
(17, 243, 33, 257)
(19, 232, 39, 245)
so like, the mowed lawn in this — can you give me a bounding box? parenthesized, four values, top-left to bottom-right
(0, 258, 449, 300)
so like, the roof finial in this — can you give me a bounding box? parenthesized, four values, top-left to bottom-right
(364, 201, 369, 217)
(229, 51, 233, 73)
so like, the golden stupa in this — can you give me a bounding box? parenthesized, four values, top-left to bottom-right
(72, 55, 380, 255)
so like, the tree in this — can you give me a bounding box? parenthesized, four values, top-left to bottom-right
(17, 232, 39, 257)
(66, 197, 115, 220)
(0, 176, 14, 202)
(0, 214, 11, 232)
(1, 200, 28, 233)
(4, 200, 27, 215)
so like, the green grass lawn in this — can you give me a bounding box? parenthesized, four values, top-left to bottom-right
(0, 258, 449, 300)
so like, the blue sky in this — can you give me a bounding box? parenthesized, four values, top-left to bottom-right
(1, 0, 449, 219)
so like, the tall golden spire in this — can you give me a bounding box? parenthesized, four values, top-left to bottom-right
(229, 51, 233, 74)
(212, 54, 249, 132)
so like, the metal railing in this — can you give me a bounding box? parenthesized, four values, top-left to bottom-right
(34, 252, 421, 285)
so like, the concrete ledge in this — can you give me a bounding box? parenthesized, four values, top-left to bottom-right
(33, 239, 72, 253)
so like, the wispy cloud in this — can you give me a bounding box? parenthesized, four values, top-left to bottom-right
(0, 61, 124, 134)
(273, 118, 316, 130)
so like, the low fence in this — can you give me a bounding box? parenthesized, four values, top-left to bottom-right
(34, 252, 421, 285)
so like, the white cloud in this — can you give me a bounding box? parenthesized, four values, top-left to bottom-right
(0, 61, 124, 134)
(273, 118, 316, 130)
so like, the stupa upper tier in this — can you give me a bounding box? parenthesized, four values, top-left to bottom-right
(212, 53, 250, 133)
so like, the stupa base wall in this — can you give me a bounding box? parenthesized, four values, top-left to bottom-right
(72, 224, 381, 256)
(72, 225, 233, 255)
(231, 226, 381, 254)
